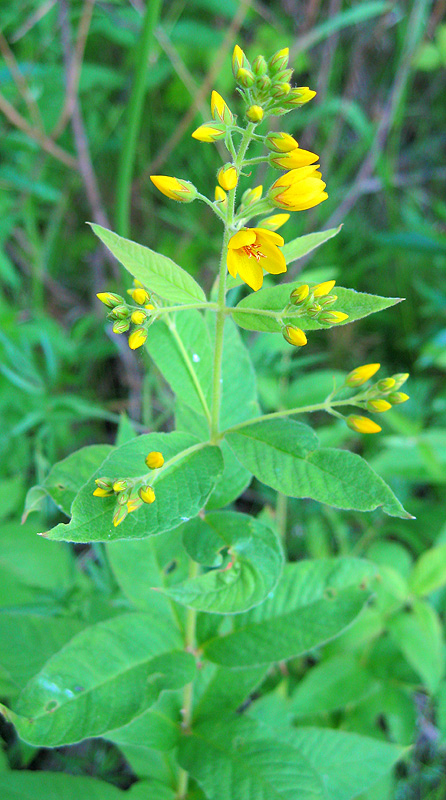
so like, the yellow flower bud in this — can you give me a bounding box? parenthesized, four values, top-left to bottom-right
(150, 175, 197, 202)
(265, 132, 299, 153)
(113, 479, 130, 492)
(388, 392, 409, 405)
(345, 363, 381, 387)
(377, 378, 396, 392)
(319, 310, 348, 324)
(306, 303, 321, 318)
(210, 90, 233, 124)
(311, 280, 336, 297)
(191, 122, 226, 142)
(259, 213, 290, 231)
(269, 148, 319, 170)
(252, 55, 267, 77)
(112, 319, 130, 334)
(145, 303, 155, 310)
(237, 67, 255, 87)
(282, 325, 307, 347)
(290, 284, 309, 305)
(347, 415, 382, 434)
(217, 165, 238, 191)
(232, 44, 250, 78)
(110, 304, 129, 319)
(145, 451, 164, 470)
(95, 477, 113, 490)
(113, 504, 128, 527)
(93, 487, 113, 497)
(128, 328, 148, 350)
(366, 399, 392, 413)
(131, 310, 147, 325)
(242, 185, 263, 204)
(269, 47, 289, 74)
(128, 288, 148, 305)
(246, 105, 264, 122)
(127, 497, 141, 513)
(139, 485, 156, 504)
(391, 373, 409, 389)
(96, 292, 125, 308)
(286, 87, 317, 106)
(215, 186, 227, 206)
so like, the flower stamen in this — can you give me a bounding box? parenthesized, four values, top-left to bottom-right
(242, 244, 266, 261)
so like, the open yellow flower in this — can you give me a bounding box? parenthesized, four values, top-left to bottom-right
(269, 166, 327, 211)
(227, 228, 286, 291)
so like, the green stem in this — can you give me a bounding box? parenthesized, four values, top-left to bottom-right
(177, 558, 199, 799)
(221, 397, 360, 437)
(155, 301, 218, 314)
(210, 123, 256, 440)
(115, 0, 162, 237)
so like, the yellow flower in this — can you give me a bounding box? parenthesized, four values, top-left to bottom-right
(347, 415, 381, 434)
(150, 175, 197, 202)
(247, 105, 264, 122)
(366, 399, 392, 412)
(319, 310, 349, 324)
(145, 451, 164, 469)
(128, 328, 148, 350)
(270, 148, 319, 169)
(265, 132, 299, 152)
(218, 165, 238, 191)
(269, 166, 327, 211)
(215, 186, 227, 206)
(311, 280, 336, 297)
(227, 227, 286, 291)
(191, 122, 226, 142)
(260, 213, 290, 231)
(131, 310, 147, 325)
(139, 485, 156, 504)
(210, 90, 233, 124)
(345, 363, 380, 387)
(282, 325, 307, 347)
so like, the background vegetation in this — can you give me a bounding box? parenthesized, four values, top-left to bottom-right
(1, 0, 445, 797)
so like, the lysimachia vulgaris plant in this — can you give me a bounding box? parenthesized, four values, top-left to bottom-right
(3, 45, 414, 799)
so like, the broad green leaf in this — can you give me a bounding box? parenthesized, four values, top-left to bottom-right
(23, 444, 113, 519)
(409, 542, 446, 595)
(145, 311, 212, 417)
(106, 692, 180, 752)
(178, 714, 325, 800)
(214, 317, 259, 429)
(232, 285, 402, 333)
(43, 433, 224, 542)
(282, 226, 342, 264)
(90, 224, 206, 304)
(193, 664, 267, 722)
(290, 654, 379, 716)
(165, 512, 283, 613)
(0, 518, 73, 596)
(388, 599, 444, 692)
(0, 613, 83, 694)
(128, 781, 176, 800)
(0, 771, 137, 800)
(203, 559, 376, 666)
(226, 418, 411, 519)
(4, 612, 195, 746)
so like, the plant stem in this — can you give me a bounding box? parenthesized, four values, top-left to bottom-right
(221, 397, 360, 436)
(177, 558, 199, 799)
(210, 122, 256, 440)
(115, 0, 162, 237)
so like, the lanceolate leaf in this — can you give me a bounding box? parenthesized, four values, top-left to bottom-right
(3, 612, 195, 746)
(282, 226, 342, 264)
(165, 512, 284, 614)
(226, 418, 411, 519)
(0, 772, 141, 800)
(90, 224, 206, 304)
(42, 433, 224, 542)
(232, 285, 402, 333)
(203, 559, 376, 666)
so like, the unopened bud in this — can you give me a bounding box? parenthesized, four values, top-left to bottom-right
(113, 504, 128, 527)
(256, 74, 271, 91)
(232, 45, 250, 79)
(113, 319, 130, 334)
(376, 378, 396, 392)
(286, 87, 317, 106)
(388, 392, 409, 405)
(95, 477, 113, 490)
(252, 55, 267, 76)
(282, 325, 307, 347)
(215, 185, 227, 206)
(129, 288, 149, 305)
(260, 213, 290, 231)
(318, 294, 337, 307)
(113, 479, 130, 492)
(311, 280, 336, 297)
(265, 132, 299, 152)
(246, 105, 264, 122)
(93, 486, 114, 497)
(131, 310, 147, 325)
(128, 328, 148, 350)
(139, 485, 156, 504)
(97, 292, 124, 308)
(237, 67, 255, 88)
(347, 415, 381, 434)
(210, 90, 233, 124)
(150, 175, 198, 202)
(273, 68, 293, 84)
(127, 497, 141, 513)
(290, 284, 309, 305)
(191, 122, 227, 142)
(117, 490, 131, 505)
(269, 47, 289, 74)
(272, 83, 291, 98)
(366, 399, 392, 413)
(145, 451, 164, 470)
(391, 373, 409, 390)
(319, 310, 348, 324)
(218, 164, 238, 191)
(110, 304, 129, 319)
(306, 303, 321, 318)
(345, 363, 380, 388)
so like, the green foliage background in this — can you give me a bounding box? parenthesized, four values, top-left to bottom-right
(0, 0, 446, 798)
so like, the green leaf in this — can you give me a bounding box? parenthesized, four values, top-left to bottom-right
(203, 559, 376, 666)
(107, 692, 180, 753)
(43, 433, 224, 542)
(232, 285, 402, 333)
(282, 226, 342, 264)
(165, 512, 283, 614)
(0, 518, 73, 596)
(23, 444, 113, 519)
(226, 418, 410, 518)
(388, 599, 444, 692)
(206, 440, 252, 510)
(0, 771, 137, 800)
(5, 612, 195, 746)
(178, 714, 325, 800)
(193, 664, 267, 722)
(409, 543, 446, 595)
(145, 311, 212, 417)
(215, 317, 259, 429)
(90, 224, 206, 304)
(289, 654, 379, 716)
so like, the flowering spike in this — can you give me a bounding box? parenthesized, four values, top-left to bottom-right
(210, 90, 233, 124)
(150, 175, 197, 202)
(217, 165, 238, 191)
(128, 328, 148, 350)
(191, 122, 227, 142)
(282, 325, 307, 347)
(139, 485, 156, 504)
(345, 364, 380, 387)
(145, 451, 164, 470)
(347, 415, 381, 434)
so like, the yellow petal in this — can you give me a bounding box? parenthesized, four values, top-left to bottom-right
(258, 238, 287, 275)
(227, 248, 238, 279)
(236, 257, 264, 291)
(228, 229, 257, 249)
(254, 228, 284, 247)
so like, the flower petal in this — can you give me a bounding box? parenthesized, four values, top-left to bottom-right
(237, 257, 264, 291)
(228, 229, 256, 249)
(227, 248, 239, 278)
(253, 228, 285, 247)
(259, 239, 287, 274)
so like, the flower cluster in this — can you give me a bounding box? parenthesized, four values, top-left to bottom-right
(97, 279, 156, 350)
(344, 366, 410, 434)
(93, 450, 164, 526)
(280, 280, 348, 348)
